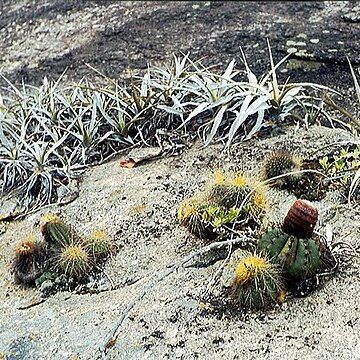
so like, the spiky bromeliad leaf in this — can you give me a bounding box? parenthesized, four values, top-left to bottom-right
(226, 94, 270, 147)
(204, 104, 228, 146)
(347, 56, 360, 104)
(348, 168, 360, 203)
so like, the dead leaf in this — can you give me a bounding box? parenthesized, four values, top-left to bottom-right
(119, 158, 137, 168)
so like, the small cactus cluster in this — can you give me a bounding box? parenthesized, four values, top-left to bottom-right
(228, 199, 334, 310)
(178, 198, 216, 239)
(262, 150, 327, 201)
(178, 171, 267, 240)
(13, 213, 114, 287)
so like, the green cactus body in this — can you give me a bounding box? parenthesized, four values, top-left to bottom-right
(40, 214, 75, 248)
(286, 237, 305, 277)
(47, 222, 73, 247)
(207, 171, 253, 210)
(232, 251, 284, 310)
(308, 238, 321, 271)
(257, 230, 322, 279)
(209, 184, 250, 209)
(287, 238, 321, 278)
(257, 228, 290, 260)
(85, 230, 113, 260)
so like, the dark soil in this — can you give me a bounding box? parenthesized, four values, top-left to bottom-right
(0, 1, 359, 92)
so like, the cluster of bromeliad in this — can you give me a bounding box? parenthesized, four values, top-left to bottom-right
(178, 150, 336, 310)
(13, 214, 114, 287)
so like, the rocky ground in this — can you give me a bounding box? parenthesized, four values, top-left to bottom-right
(0, 1, 360, 360)
(0, 1, 359, 90)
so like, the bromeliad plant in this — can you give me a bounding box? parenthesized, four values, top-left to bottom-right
(0, 44, 343, 214)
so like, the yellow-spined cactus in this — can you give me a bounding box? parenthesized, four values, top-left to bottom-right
(178, 197, 215, 239)
(207, 171, 252, 209)
(56, 242, 91, 277)
(40, 213, 76, 248)
(232, 251, 284, 310)
(85, 230, 114, 260)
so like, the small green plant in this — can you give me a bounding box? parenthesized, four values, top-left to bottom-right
(203, 206, 239, 230)
(231, 250, 284, 310)
(178, 171, 268, 239)
(13, 235, 48, 284)
(319, 144, 360, 189)
(178, 196, 243, 239)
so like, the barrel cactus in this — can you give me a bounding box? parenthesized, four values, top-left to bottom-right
(85, 230, 114, 260)
(40, 213, 76, 248)
(263, 150, 302, 187)
(13, 235, 48, 284)
(256, 199, 322, 280)
(55, 242, 91, 277)
(177, 197, 215, 239)
(207, 171, 267, 220)
(231, 251, 284, 310)
(285, 236, 321, 278)
(208, 171, 252, 209)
